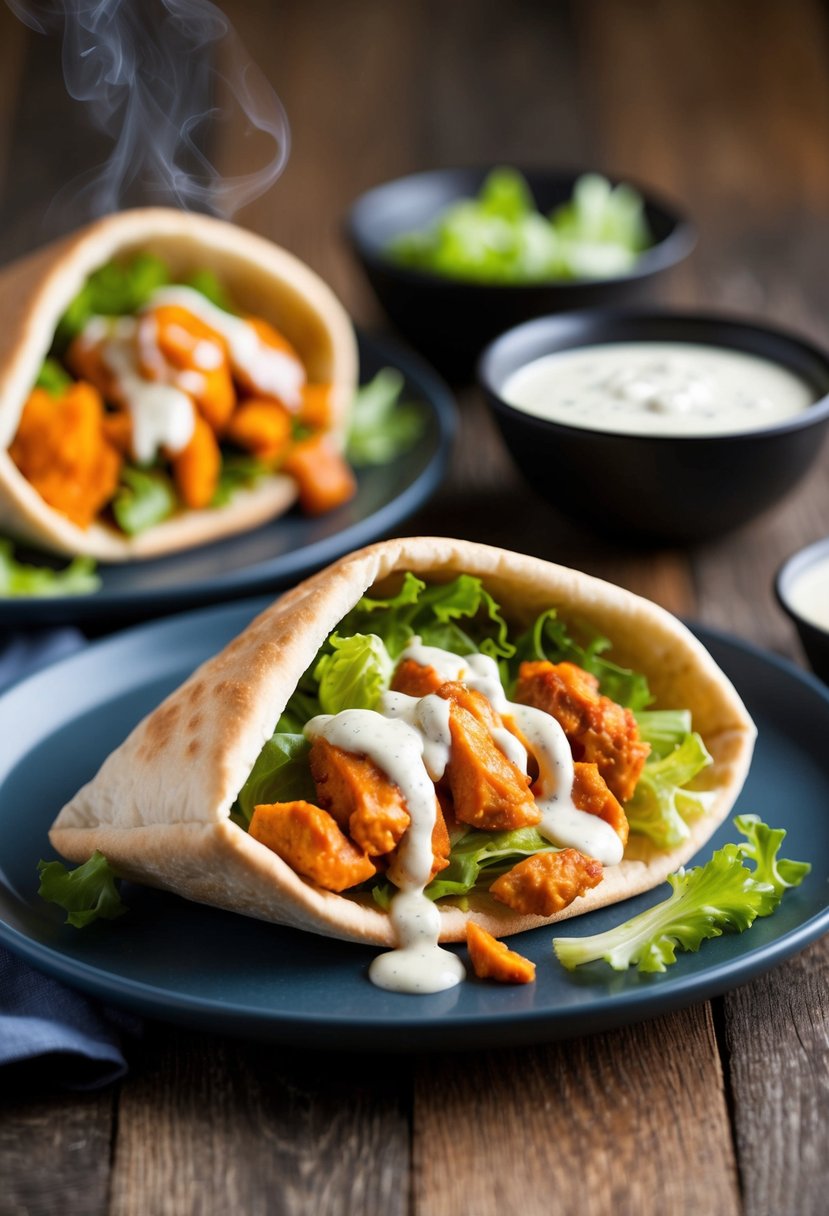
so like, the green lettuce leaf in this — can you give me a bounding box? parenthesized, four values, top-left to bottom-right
(234, 734, 316, 825)
(37, 851, 127, 928)
(346, 368, 426, 466)
(211, 452, 270, 508)
(733, 814, 812, 895)
(340, 572, 514, 661)
(0, 540, 100, 598)
(388, 169, 650, 284)
(635, 709, 693, 757)
(549, 173, 651, 278)
(183, 269, 236, 313)
(54, 253, 171, 351)
(625, 732, 713, 847)
(553, 817, 809, 973)
(315, 633, 393, 714)
(35, 357, 73, 398)
(509, 607, 652, 710)
(112, 465, 177, 535)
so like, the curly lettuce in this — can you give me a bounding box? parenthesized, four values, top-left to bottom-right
(553, 817, 810, 973)
(0, 540, 100, 598)
(388, 168, 652, 284)
(37, 851, 127, 928)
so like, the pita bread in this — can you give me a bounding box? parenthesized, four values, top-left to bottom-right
(0, 208, 358, 560)
(50, 537, 756, 944)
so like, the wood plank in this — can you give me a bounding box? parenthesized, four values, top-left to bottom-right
(723, 938, 829, 1216)
(414, 1004, 740, 1216)
(0, 1081, 114, 1216)
(109, 1027, 410, 1216)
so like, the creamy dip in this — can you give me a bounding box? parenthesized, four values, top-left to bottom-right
(786, 558, 829, 632)
(502, 342, 816, 437)
(304, 641, 622, 995)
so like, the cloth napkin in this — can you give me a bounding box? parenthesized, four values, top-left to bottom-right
(0, 628, 137, 1089)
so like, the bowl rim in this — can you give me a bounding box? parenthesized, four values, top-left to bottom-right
(345, 164, 696, 290)
(477, 308, 829, 444)
(775, 535, 829, 636)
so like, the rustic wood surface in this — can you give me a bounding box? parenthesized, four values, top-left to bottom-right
(1, 1, 828, 1214)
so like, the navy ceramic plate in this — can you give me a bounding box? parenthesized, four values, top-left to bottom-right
(0, 332, 456, 628)
(0, 600, 827, 1051)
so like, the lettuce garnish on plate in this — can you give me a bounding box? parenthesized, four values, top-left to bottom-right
(553, 815, 810, 973)
(0, 539, 100, 598)
(37, 850, 127, 928)
(346, 369, 426, 467)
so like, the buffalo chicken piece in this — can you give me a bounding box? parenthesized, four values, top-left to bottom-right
(390, 658, 444, 698)
(440, 690, 540, 832)
(466, 922, 536, 984)
(571, 761, 629, 846)
(515, 660, 649, 803)
(249, 800, 376, 891)
(309, 738, 410, 857)
(9, 384, 121, 529)
(489, 847, 603, 917)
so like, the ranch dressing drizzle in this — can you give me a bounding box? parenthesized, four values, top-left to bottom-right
(82, 317, 195, 463)
(144, 286, 306, 409)
(400, 641, 623, 865)
(511, 702, 624, 865)
(399, 639, 528, 770)
(304, 709, 465, 994)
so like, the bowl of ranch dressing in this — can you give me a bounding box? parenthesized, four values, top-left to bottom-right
(776, 537, 829, 684)
(479, 311, 829, 543)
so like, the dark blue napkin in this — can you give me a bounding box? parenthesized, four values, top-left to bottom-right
(0, 628, 136, 1089)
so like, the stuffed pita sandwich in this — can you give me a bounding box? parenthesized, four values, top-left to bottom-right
(0, 207, 358, 561)
(50, 537, 756, 988)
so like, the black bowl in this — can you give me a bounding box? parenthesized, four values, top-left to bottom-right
(775, 537, 829, 683)
(346, 167, 694, 378)
(478, 310, 829, 545)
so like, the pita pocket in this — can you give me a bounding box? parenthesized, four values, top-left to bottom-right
(50, 538, 756, 952)
(0, 207, 358, 561)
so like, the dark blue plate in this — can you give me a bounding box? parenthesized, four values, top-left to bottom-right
(0, 332, 456, 627)
(0, 601, 826, 1050)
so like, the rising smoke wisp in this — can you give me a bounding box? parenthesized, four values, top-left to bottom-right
(7, 0, 291, 219)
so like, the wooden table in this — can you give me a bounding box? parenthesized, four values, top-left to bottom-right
(1, 2, 827, 1212)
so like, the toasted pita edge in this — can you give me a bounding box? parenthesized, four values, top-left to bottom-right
(50, 536, 757, 944)
(0, 207, 357, 560)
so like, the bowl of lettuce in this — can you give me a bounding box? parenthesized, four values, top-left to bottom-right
(347, 167, 694, 376)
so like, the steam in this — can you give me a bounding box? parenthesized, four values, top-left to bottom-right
(7, 0, 291, 220)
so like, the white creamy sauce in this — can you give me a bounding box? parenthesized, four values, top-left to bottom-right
(144, 286, 306, 408)
(502, 342, 816, 437)
(83, 317, 195, 462)
(305, 708, 465, 995)
(512, 703, 624, 865)
(787, 558, 829, 631)
(303, 641, 626, 994)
